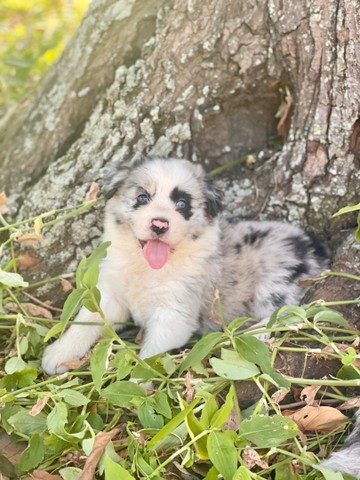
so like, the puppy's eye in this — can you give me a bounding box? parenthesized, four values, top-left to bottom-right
(137, 193, 150, 205)
(176, 199, 187, 209)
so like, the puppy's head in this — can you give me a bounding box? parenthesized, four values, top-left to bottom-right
(103, 158, 223, 269)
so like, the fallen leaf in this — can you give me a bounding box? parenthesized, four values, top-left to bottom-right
(60, 277, 74, 292)
(61, 353, 90, 371)
(31, 469, 62, 480)
(289, 405, 348, 433)
(6, 303, 52, 319)
(271, 389, 290, 404)
(0, 192, 9, 214)
(16, 250, 39, 270)
(79, 427, 120, 480)
(352, 336, 360, 348)
(242, 447, 268, 469)
(183, 371, 196, 403)
(223, 405, 240, 431)
(339, 397, 360, 410)
(14, 233, 44, 245)
(85, 182, 100, 202)
(300, 385, 320, 406)
(30, 397, 50, 417)
(276, 85, 293, 139)
(135, 328, 144, 345)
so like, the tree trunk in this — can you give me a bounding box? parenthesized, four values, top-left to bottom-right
(1, 0, 359, 305)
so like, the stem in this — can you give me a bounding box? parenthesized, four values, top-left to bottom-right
(283, 376, 360, 387)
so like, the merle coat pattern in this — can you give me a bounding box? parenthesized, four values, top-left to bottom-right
(42, 158, 329, 374)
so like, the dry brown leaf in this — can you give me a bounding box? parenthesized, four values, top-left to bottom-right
(271, 388, 290, 404)
(242, 447, 268, 469)
(135, 328, 144, 345)
(85, 182, 100, 202)
(0, 192, 9, 214)
(300, 385, 320, 406)
(60, 277, 74, 292)
(183, 371, 196, 403)
(30, 396, 50, 417)
(61, 352, 91, 371)
(79, 428, 120, 480)
(14, 233, 43, 245)
(352, 336, 360, 348)
(223, 405, 240, 431)
(276, 86, 293, 138)
(16, 250, 39, 270)
(339, 396, 360, 410)
(6, 302, 52, 319)
(289, 405, 348, 433)
(31, 470, 62, 480)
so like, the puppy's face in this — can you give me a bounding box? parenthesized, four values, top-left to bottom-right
(104, 158, 222, 269)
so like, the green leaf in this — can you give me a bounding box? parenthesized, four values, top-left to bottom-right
(183, 400, 208, 459)
(138, 401, 164, 429)
(210, 384, 236, 428)
(147, 397, 200, 449)
(91, 338, 113, 391)
(47, 401, 68, 436)
(199, 393, 218, 429)
(356, 212, 360, 243)
(82, 286, 102, 312)
(0, 269, 28, 288)
(233, 466, 252, 480)
(8, 408, 47, 435)
(313, 309, 349, 328)
(58, 389, 90, 407)
(152, 391, 172, 419)
(210, 349, 259, 380)
(101, 381, 146, 408)
(235, 335, 271, 371)
(60, 288, 85, 323)
(316, 465, 347, 480)
(17, 433, 45, 474)
(179, 332, 223, 373)
(207, 431, 238, 480)
(59, 466, 82, 480)
(274, 461, 298, 480)
(77, 241, 111, 288)
(105, 453, 136, 480)
(240, 414, 298, 448)
(5, 356, 29, 374)
(332, 202, 360, 217)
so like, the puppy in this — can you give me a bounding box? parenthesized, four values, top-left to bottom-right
(42, 157, 329, 375)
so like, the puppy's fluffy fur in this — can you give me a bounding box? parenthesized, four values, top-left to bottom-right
(321, 411, 360, 478)
(42, 158, 328, 374)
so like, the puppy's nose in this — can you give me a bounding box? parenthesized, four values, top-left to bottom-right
(150, 218, 169, 235)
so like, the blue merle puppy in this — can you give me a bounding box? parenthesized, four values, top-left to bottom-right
(42, 157, 329, 375)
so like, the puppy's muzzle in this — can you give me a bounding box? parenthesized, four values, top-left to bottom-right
(150, 218, 169, 236)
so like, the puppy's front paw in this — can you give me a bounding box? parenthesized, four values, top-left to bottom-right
(42, 338, 82, 375)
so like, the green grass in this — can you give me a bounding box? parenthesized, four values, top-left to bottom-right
(0, 200, 359, 479)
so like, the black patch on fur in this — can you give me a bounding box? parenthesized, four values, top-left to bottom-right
(204, 178, 223, 218)
(288, 262, 309, 282)
(306, 232, 329, 260)
(170, 187, 193, 220)
(234, 243, 242, 254)
(244, 230, 269, 246)
(229, 280, 238, 286)
(192, 234, 199, 240)
(286, 236, 308, 261)
(270, 293, 286, 308)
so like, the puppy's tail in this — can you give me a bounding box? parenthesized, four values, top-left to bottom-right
(321, 411, 360, 479)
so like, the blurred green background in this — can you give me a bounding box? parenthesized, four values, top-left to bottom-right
(0, 0, 90, 118)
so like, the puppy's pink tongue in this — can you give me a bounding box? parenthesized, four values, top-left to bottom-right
(143, 240, 170, 269)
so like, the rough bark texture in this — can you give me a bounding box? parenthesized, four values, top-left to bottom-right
(0, 0, 359, 306)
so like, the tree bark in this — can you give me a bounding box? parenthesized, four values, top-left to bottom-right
(0, 0, 359, 303)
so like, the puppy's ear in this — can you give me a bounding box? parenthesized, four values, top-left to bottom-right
(205, 178, 223, 218)
(102, 166, 130, 199)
